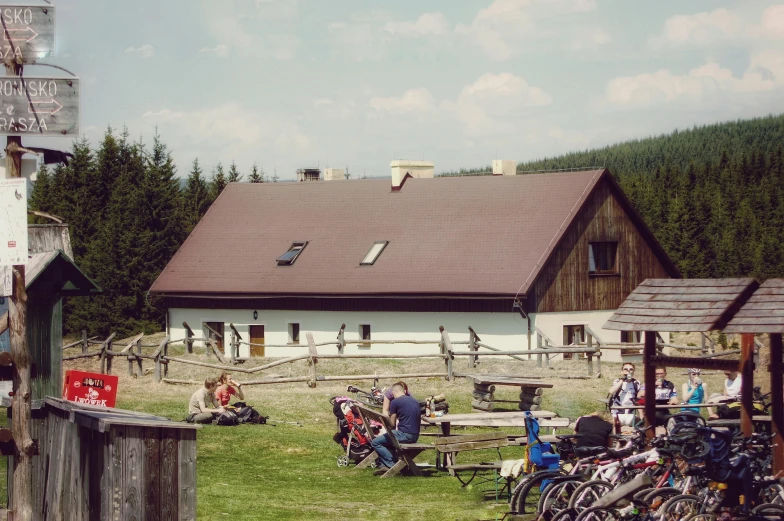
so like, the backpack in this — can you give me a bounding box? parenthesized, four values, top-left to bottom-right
(233, 402, 266, 424)
(216, 409, 239, 426)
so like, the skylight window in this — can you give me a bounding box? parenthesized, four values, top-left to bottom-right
(277, 241, 308, 266)
(361, 241, 388, 266)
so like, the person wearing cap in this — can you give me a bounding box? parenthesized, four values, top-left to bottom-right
(681, 368, 707, 413)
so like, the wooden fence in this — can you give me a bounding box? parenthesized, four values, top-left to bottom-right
(59, 323, 734, 387)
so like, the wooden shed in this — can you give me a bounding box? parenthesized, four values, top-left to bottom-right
(8, 398, 200, 521)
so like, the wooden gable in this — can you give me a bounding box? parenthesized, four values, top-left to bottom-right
(528, 175, 677, 313)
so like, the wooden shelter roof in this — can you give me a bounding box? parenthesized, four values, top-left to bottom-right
(26, 250, 101, 296)
(723, 279, 784, 334)
(604, 278, 759, 332)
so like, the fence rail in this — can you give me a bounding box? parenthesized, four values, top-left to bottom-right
(61, 323, 729, 387)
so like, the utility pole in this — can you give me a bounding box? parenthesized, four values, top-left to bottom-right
(5, 81, 34, 521)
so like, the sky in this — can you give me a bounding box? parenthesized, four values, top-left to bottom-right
(14, 0, 784, 180)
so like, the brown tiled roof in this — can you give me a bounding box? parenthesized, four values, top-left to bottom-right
(723, 279, 784, 333)
(604, 278, 759, 332)
(150, 169, 650, 298)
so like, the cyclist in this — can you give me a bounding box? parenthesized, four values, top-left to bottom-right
(681, 367, 707, 413)
(638, 366, 679, 426)
(608, 363, 640, 427)
(382, 380, 411, 417)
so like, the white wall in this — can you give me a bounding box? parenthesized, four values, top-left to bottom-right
(167, 307, 659, 362)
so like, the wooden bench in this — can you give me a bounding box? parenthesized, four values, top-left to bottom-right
(434, 432, 517, 498)
(354, 405, 433, 478)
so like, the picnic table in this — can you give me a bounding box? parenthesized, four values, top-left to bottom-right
(707, 415, 772, 428)
(465, 375, 554, 412)
(421, 410, 562, 436)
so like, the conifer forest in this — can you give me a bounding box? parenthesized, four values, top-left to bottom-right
(27, 114, 784, 336)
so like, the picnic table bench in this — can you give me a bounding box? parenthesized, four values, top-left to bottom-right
(466, 375, 553, 412)
(354, 404, 433, 478)
(434, 432, 518, 498)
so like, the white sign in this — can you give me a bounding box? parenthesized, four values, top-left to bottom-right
(0, 265, 10, 296)
(0, 177, 27, 265)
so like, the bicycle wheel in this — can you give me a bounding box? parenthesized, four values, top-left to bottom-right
(539, 478, 584, 515)
(643, 487, 683, 510)
(567, 480, 614, 511)
(681, 514, 716, 521)
(659, 494, 701, 521)
(512, 470, 563, 514)
(758, 482, 784, 505)
(575, 506, 623, 521)
(751, 502, 784, 519)
(551, 508, 578, 521)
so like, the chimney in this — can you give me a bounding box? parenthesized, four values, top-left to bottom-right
(390, 160, 434, 190)
(492, 160, 516, 176)
(323, 168, 345, 181)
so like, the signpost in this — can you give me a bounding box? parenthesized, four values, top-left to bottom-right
(0, 76, 78, 135)
(0, 178, 28, 266)
(0, 5, 55, 63)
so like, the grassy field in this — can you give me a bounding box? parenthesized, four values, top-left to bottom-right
(0, 340, 755, 520)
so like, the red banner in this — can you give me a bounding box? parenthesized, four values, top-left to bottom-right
(63, 370, 118, 407)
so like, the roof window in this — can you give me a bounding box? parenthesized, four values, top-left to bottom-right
(277, 241, 308, 266)
(360, 241, 388, 266)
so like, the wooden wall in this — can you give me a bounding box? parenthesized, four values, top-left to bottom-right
(8, 406, 197, 521)
(529, 177, 673, 313)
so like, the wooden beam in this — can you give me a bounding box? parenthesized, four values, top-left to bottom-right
(647, 355, 741, 372)
(643, 331, 656, 440)
(740, 334, 755, 437)
(770, 333, 784, 474)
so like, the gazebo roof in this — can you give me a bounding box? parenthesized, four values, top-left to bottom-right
(723, 279, 784, 334)
(604, 278, 759, 333)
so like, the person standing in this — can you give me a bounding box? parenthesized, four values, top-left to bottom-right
(681, 368, 707, 413)
(187, 377, 224, 423)
(215, 372, 245, 407)
(371, 383, 420, 474)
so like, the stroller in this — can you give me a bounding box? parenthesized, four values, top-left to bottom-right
(331, 396, 381, 467)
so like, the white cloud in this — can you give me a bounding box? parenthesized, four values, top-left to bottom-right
(652, 5, 784, 47)
(199, 44, 230, 57)
(124, 44, 155, 58)
(369, 88, 436, 113)
(384, 12, 450, 36)
(761, 5, 784, 40)
(312, 98, 357, 120)
(605, 60, 779, 107)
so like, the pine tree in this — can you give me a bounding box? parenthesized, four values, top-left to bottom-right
(182, 158, 210, 232)
(227, 160, 243, 183)
(248, 163, 263, 183)
(28, 163, 52, 224)
(209, 162, 227, 200)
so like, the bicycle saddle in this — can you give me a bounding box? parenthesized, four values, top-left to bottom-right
(574, 446, 606, 457)
(604, 448, 634, 459)
(555, 434, 582, 440)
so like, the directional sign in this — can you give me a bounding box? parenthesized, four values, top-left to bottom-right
(0, 76, 79, 136)
(0, 5, 55, 63)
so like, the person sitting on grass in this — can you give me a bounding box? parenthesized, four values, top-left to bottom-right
(215, 372, 245, 407)
(187, 377, 224, 424)
(371, 383, 420, 474)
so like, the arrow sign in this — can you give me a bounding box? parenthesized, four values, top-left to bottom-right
(2, 26, 37, 43)
(0, 5, 55, 62)
(28, 98, 62, 115)
(0, 77, 79, 137)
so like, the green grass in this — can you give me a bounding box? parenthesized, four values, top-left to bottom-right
(0, 356, 735, 520)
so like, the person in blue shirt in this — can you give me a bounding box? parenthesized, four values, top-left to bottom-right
(370, 382, 420, 473)
(681, 368, 707, 413)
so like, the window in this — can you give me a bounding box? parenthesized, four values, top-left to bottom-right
(359, 324, 371, 347)
(288, 323, 300, 344)
(562, 325, 585, 361)
(588, 242, 618, 274)
(361, 241, 389, 266)
(277, 241, 308, 266)
(620, 331, 641, 343)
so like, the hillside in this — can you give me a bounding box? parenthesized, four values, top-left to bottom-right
(445, 114, 784, 280)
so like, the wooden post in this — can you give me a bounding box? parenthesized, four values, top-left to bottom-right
(440, 326, 453, 382)
(770, 333, 784, 474)
(545, 338, 551, 369)
(701, 334, 707, 356)
(468, 326, 479, 368)
(586, 334, 594, 376)
(135, 336, 143, 376)
(6, 108, 34, 520)
(536, 332, 542, 368)
(643, 331, 656, 440)
(81, 329, 88, 355)
(307, 333, 318, 388)
(106, 335, 113, 374)
(230, 327, 237, 364)
(740, 333, 755, 437)
(336, 323, 346, 355)
(183, 322, 193, 354)
(163, 337, 169, 379)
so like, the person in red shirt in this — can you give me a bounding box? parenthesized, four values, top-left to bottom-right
(215, 372, 245, 406)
